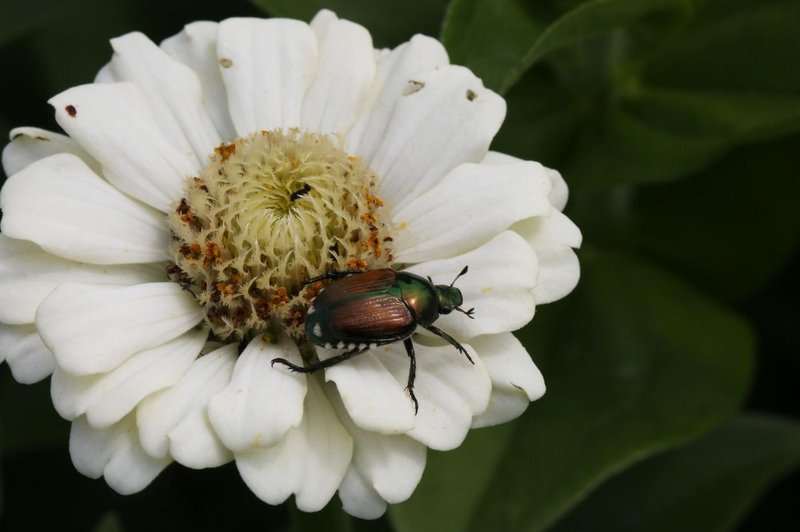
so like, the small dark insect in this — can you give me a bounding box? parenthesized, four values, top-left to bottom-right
(289, 183, 312, 201)
(271, 266, 475, 413)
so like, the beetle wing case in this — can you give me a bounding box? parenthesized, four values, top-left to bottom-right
(306, 269, 416, 345)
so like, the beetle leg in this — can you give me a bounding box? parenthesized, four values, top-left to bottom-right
(303, 271, 361, 285)
(424, 325, 474, 364)
(403, 338, 419, 415)
(271, 346, 368, 373)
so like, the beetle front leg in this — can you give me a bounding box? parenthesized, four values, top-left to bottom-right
(271, 346, 368, 373)
(403, 338, 419, 415)
(424, 325, 474, 364)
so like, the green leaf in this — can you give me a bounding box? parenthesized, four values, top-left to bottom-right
(290, 501, 353, 532)
(549, 413, 800, 532)
(92, 512, 124, 532)
(391, 250, 754, 532)
(570, 133, 800, 301)
(0, 0, 77, 48)
(492, 69, 584, 168)
(250, 0, 449, 48)
(645, 1, 800, 94)
(441, 0, 690, 93)
(391, 424, 516, 532)
(27, 0, 137, 96)
(563, 87, 800, 186)
(0, 370, 68, 453)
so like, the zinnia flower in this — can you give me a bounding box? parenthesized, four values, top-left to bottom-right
(0, 10, 581, 518)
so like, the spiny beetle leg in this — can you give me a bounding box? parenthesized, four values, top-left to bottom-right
(425, 325, 474, 364)
(303, 270, 362, 285)
(403, 338, 419, 415)
(271, 346, 369, 373)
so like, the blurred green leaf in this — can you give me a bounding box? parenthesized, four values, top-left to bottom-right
(0, 0, 77, 48)
(549, 413, 800, 532)
(391, 424, 516, 532)
(290, 501, 353, 532)
(441, 0, 690, 93)
(28, 0, 136, 96)
(645, 0, 800, 93)
(391, 250, 754, 532)
(93, 512, 124, 532)
(0, 370, 68, 453)
(571, 133, 800, 301)
(563, 87, 800, 187)
(493, 68, 583, 167)
(250, 0, 449, 48)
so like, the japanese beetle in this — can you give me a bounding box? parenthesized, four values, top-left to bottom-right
(271, 266, 475, 413)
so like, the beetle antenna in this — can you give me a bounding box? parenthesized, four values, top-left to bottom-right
(449, 265, 469, 287)
(456, 306, 475, 319)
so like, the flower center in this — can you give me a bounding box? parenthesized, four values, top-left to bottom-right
(166, 129, 394, 341)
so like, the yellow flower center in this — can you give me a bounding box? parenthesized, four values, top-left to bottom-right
(166, 129, 393, 341)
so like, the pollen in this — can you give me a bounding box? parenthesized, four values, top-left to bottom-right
(166, 128, 394, 341)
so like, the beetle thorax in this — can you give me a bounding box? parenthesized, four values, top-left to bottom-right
(165, 129, 394, 341)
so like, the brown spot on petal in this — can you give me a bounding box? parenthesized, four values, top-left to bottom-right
(65, 105, 77, 117)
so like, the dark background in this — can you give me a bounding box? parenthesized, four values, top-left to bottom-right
(1, 1, 798, 531)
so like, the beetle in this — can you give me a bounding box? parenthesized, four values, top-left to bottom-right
(271, 266, 475, 413)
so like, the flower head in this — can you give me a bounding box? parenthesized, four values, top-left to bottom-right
(0, 10, 580, 518)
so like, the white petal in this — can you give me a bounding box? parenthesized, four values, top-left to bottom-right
(0, 235, 161, 324)
(208, 336, 306, 453)
(0, 323, 54, 383)
(2, 127, 100, 176)
(328, 386, 426, 505)
(108, 32, 221, 162)
(367, 65, 505, 209)
(407, 231, 538, 339)
(161, 21, 237, 140)
(515, 209, 582, 250)
(217, 18, 317, 134)
(94, 63, 115, 83)
(392, 160, 552, 263)
(380, 342, 491, 450)
(347, 35, 449, 159)
(339, 466, 387, 519)
(321, 348, 415, 434)
(236, 376, 353, 512)
(51, 328, 206, 427)
(533, 246, 581, 305)
(0, 154, 171, 265)
(49, 83, 198, 212)
(301, 10, 375, 133)
(70, 415, 171, 495)
(137, 343, 236, 468)
(482, 152, 570, 211)
(37, 282, 204, 375)
(545, 168, 569, 212)
(512, 203, 581, 305)
(469, 333, 545, 428)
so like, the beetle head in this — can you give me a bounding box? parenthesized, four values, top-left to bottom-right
(435, 266, 475, 318)
(435, 284, 463, 314)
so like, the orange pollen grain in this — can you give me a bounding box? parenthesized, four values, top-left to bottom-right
(269, 286, 290, 307)
(214, 142, 237, 161)
(347, 258, 368, 270)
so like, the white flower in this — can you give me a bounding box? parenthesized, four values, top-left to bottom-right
(0, 10, 581, 518)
